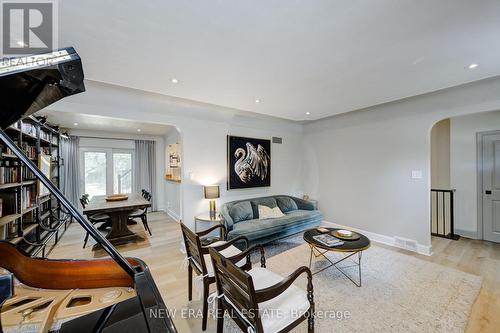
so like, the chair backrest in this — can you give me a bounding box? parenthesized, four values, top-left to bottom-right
(141, 189, 150, 199)
(180, 223, 207, 275)
(209, 247, 262, 331)
(80, 194, 89, 209)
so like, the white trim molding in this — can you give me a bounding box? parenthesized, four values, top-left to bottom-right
(167, 208, 181, 222)
(322, 221, 433, 256)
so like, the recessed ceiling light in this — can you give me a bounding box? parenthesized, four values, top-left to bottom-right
(16, 41, 26, 47)
(137, 129, 141, 132)
(73, 122, 78, 126)
(468, 63, 479, 69)
(255, 99, 261, 103)
(171, 78, 179, 84)
(306, 112, 311, 115)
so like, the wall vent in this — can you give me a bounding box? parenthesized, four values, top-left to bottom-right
(272, 137, 283, 144)
(394, 236, 418, 252)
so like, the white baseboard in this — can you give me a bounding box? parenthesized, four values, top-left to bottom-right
(455, 228, 478, 239)
(167, 208, 181, 222)
(322, 221, 432, 256)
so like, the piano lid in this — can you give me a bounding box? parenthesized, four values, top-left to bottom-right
(0, 47, 85, 129)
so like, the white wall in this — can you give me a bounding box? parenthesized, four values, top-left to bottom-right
(69, 129, 166, 211)
(303, 76, 500, 253)
(430, 119, 450, 189)
(164, 129, 181, 220)
(450, 110, 500, 238)
(51, 76, 500, 252)
(51, 81, 304, 229)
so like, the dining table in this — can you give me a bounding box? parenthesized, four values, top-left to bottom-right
(83, 192, 151, 249)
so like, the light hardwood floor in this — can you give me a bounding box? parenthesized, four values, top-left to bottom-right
(48, 212, 500, 333)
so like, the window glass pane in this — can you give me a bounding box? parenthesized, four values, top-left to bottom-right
(84, 152, 107, 198)
(113, 153, 132, 194)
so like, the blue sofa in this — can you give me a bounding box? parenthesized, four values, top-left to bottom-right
(220, 195, 323, 245)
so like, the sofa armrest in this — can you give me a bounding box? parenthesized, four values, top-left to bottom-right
(293, 197, 317, 210)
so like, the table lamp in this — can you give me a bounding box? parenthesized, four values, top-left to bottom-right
(204, 185, 220, 219)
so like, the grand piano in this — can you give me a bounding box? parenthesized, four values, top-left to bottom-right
(0, 48, 177, 332)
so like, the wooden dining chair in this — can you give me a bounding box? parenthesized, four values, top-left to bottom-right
(80, 194, 111, 248)
(180, 222, 250, 331)
(209, 245, 315, 333)
(128, 192, 152, 235)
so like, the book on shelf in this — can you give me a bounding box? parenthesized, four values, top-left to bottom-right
(0, 192, 18, 216)
(312, 234, 344, 247)
(0, 161, 20, 184)
(21, 122, 36, 137)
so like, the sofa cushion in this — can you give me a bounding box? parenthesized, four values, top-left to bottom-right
(250, 197, 277, 218)
(229, 201, 254, 223)
(229, 209, 323, 240)
(276, 196, 298, 213)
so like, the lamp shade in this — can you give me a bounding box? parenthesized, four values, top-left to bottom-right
(204, 185, 220, 199)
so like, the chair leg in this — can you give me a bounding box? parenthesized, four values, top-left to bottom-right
(83, 232, 89, 248)
(142, 215, 152, 236)
(188, 265, 193, 301)
(202, 280, 209, 331)
(308, 312, 315, 333)
(216, 303, 224, 333)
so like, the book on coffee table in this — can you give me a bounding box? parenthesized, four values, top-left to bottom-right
(313, 234, 344, 247)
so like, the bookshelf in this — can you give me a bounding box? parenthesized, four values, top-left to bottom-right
(0, 116, 68, 257)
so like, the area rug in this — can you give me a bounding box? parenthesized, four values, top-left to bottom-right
(224, 243, 482, 332)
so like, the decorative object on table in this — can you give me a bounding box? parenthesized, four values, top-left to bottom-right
(37, 154, 51, 196)
(333, 229, 361, 241)
(165, 143, 181, 182)
(316, 227, 330, 234)
(313, 233, 344, 247)
(203, 185, 220, 219)
(227, 135, 271, 189)
(303, 194, 319, 209)
(105, 194, 129, 202)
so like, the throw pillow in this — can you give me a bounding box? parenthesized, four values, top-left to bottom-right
(258, 205, 285, 219)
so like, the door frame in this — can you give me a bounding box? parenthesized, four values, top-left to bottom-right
(476, 130, 500, 240)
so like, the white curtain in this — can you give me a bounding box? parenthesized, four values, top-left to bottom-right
(60, 136, 81, 208)
(134, 140, 157, 211)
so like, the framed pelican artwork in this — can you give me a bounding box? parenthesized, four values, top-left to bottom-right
(227, 135, 271, 190)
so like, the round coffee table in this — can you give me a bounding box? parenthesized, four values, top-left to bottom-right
(304, 228, 370, 287)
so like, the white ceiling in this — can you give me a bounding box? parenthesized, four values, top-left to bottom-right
(58, 0, 500, 121)
(40, 111, 174, 136)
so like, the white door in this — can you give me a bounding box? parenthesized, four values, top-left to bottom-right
(482, 133, 500, 243)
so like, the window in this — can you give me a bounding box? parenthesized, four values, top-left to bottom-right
(83, 151, 107, 198)
(113, 153, 132, 194)
(81, 149, 134, 198)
